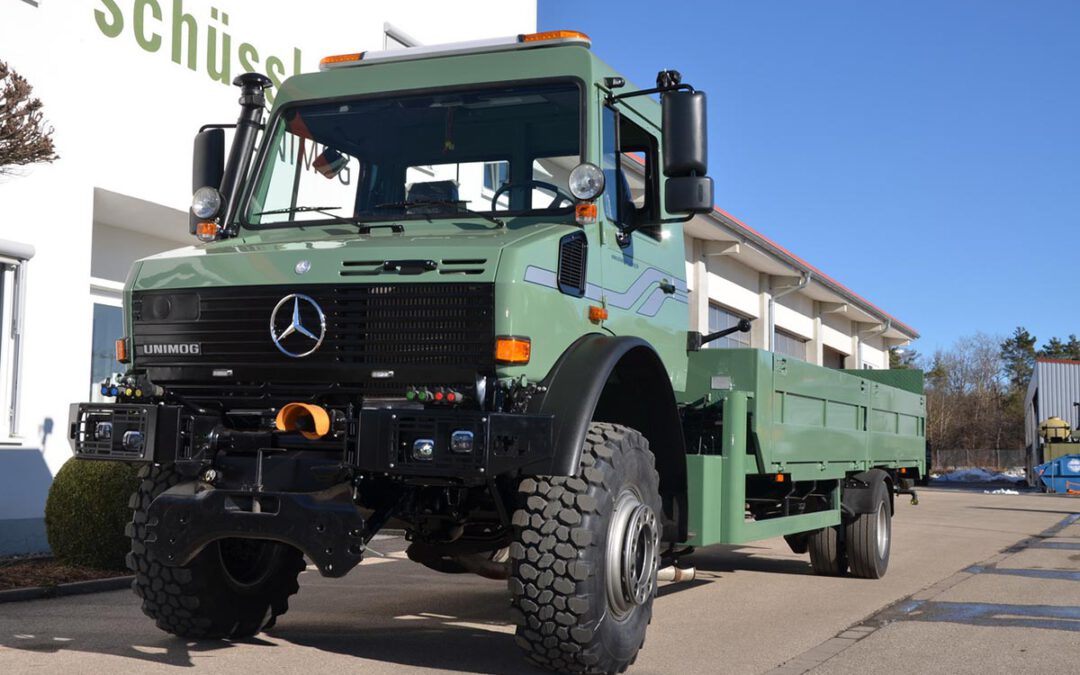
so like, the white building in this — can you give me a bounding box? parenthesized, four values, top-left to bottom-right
(0, 0, 915, 555)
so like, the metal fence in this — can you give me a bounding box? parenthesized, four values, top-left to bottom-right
(933, 449, 1026, 472)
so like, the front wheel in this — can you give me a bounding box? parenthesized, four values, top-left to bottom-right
(509, 423, 661, 674)
(126, 465, 306, 638)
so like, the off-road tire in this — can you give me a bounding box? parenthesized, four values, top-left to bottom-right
(509, 423, 661, 674)
(126, 464, 306, 639)
(808, 525, 846, 576)
(845, 474, 892, 579)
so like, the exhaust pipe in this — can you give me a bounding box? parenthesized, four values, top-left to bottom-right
(276, 402, 331, 439)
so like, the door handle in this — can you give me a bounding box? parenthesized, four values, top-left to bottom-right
(659, 280, 676, 295)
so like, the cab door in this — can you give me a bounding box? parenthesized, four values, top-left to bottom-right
(597, 103, 690, 386)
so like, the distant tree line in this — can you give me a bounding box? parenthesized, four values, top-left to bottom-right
(889, 327, 1080, 450)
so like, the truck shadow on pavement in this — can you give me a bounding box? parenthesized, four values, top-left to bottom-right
(264, 583, 542, 674)
(0, 586, 541, 674)
(0, 545, 813, 672)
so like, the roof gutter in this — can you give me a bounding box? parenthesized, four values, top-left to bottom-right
(768, 272, 811, 352)
(857, 318, 891, 369)
(704, 209, 919, 340)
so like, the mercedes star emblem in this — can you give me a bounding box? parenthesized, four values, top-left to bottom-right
(270, 294, 326, 358)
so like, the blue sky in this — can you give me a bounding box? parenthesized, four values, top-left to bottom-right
(540, 1, 1080, 354)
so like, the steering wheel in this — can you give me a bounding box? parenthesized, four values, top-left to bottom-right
(490, 180, 575, 211)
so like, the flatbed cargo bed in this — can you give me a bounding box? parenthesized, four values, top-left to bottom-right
(680, 349, 926, 546)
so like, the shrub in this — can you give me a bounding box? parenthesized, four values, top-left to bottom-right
(44, 459, 140, 570)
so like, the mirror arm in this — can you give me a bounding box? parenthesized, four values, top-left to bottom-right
(687, 318, 753, 351)
(607, 82, 694, 105)
(198, 123, 237, 133)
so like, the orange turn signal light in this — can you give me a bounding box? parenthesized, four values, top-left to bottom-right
(588, 305, 608, 322)
(575, 202, 598, 225)
(495, 337, 531, 364)
(320, 52, 363, 67)
(195, 221, 220, 242)
(115, 338, 129, 364)
(775, 473, 786, 483)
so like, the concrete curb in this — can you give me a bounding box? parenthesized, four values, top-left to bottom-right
(0, 575, 133, 603)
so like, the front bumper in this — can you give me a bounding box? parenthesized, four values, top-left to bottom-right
(145, 482, 366, 577)
(68, 403, 180, 462)
(355, 408, 554, 477)
(69, 402, 555, 478)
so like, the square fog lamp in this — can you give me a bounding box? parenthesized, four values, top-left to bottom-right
(450, 430, 474, 454)
(412, 438, 435, 461)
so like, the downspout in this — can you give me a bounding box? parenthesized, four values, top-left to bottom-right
(857, 318, 891, 369)
(768, 272, 811, 351)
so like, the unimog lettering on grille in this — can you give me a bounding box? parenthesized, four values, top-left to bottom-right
(69, 30, 925, 674)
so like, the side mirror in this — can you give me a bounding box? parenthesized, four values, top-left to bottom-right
(662, 90, 714, 214)
(190, 128, 225, 233)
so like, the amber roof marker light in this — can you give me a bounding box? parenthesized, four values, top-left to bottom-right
(319, 31, 591, 71)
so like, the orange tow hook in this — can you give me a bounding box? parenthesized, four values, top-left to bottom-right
(275, 403, 331, 440)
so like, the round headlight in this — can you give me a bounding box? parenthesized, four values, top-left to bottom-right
(568, 162, 605, 201)
(191, 186, 223, 220)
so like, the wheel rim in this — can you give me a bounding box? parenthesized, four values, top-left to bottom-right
(605, 489, 660, 619)
(875, 502, 889, 559)
(218, 538, 280, 588)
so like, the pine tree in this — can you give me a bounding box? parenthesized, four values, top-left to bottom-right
(1000, 327, 1036, 391)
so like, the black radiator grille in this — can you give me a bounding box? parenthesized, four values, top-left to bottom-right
(132, 283, 495, 377)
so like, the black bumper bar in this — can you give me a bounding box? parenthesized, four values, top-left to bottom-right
(69, 402, 555, 478)
(68, 403, 181, 463)
(354, 408, 554, 477)
(145, 482, 367, 577)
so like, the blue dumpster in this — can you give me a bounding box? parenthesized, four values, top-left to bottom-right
(1035, 454, 1080, 494)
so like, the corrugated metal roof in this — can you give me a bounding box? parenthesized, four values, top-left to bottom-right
(1025, 359, 1080, 448)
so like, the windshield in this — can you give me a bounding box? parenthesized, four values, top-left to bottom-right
(245, 81, 582, 227)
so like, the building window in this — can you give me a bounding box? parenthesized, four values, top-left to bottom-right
(0, 242, 33, 439)
(774, 328, 808, 361)
(707, 304, 751, 349)
(482, 160, 509, 192)
(89, 280, 124, 402)
(823, 346, 847, 369)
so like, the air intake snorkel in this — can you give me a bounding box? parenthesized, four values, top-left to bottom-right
(219, 72, 272, 238)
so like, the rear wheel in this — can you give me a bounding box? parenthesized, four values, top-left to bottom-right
(509, 423, 661, 674)
(808, 525, 847, 576)
(126, 465, 306, 639)
(845, 474, 892, 579)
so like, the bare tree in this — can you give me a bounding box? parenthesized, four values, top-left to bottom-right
(925, 333, 1020, 451)
(0, 60, 58, 175)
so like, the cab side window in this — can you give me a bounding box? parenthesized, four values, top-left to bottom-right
(602, 107, 660, 236)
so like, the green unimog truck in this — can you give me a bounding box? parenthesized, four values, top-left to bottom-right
(69, 30, 925, 674)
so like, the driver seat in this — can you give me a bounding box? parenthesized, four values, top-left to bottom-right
(406, 180, 463, 214)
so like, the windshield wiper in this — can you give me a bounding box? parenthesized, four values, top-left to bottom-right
(252, 205, 343, 216)
(374, 200, 504, 228)
(251, 205, 358, 225)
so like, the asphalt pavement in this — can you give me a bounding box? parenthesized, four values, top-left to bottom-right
(0, 487, 1076, 674)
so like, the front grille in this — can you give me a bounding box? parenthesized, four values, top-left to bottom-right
(132, 283, 494, 391)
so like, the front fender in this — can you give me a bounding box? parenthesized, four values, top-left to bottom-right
(528, 334, 688, 539)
